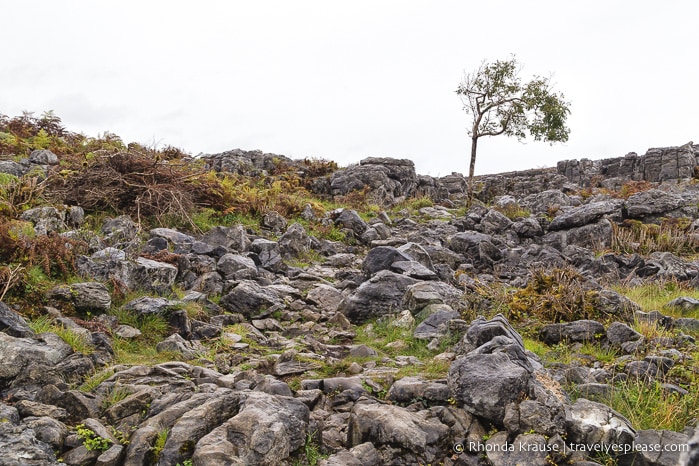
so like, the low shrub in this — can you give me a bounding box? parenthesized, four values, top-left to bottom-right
(509, 267, 617, 323)
(615, 180, 655, 199)
(494, 202, 530, 220)
(611, 218, 699, 256)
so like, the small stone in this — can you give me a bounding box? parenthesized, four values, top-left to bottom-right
(222, 333, 242, 344)
(390, 310, 415, 329)
(114, 325, 141, 339)
(349, 345, 377, 358)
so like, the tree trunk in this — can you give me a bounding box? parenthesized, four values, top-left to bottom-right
(467, 136, 478, 207)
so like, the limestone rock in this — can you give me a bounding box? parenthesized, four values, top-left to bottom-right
(565, 398, 635, 449)
(0, 301, 34, 337)
(338, 270, 419, 324)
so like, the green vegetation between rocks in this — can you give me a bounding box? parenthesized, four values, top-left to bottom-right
(2, 111, 699, 459)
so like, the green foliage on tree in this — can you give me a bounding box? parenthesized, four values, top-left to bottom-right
(456, 55, 571, 205)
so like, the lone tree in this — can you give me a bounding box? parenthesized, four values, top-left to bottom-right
(456, 56, 571, 205)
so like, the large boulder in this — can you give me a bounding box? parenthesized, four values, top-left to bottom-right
(347, 400, 455, 465)
(278, 222, 310, 259)
(216, 253, 258, 280)
(625, 429, 690, 466)
(200, 224, 251, 252)
(449, 351, 530, 425)
(130, 257, 178, 292)
(48, 282, 111, 314)
(0, 161, 25, 177)
(250, 239, 286, 273)
(192, 391, 309, 466)
(20, 206, 67, 234)
(101, 215, 138, 247)
(449, 315, 565, 433)
(481, 209, 514, 235)
(447, 231, 502, 267)
(334, 209, 368, 237)
(306, 284, 344, 313)
(219, 281, 283, 317)
(0, 416, 58, 466)
(413, 305, 460, 340)
(607, 322, 644, 354)
(540, 320, 605, 345)
(681, 426, 699, 465)
(403, 281, 464, 313)
(149, 228, 195, 252)
(124, 297, 181, 316)
(338, 270, 419, 324)
(566, 219, 614, 249)
(29, 149, 58, 165)
(548, 200, 620, 231)
(203, 149, 295, 176)
(397, 242, 434, 271)
(565, 398, 635, 450)
(521, 189, 575, 214)
(0, 332, 74, 396)
(261, 211, 288, 234)
(625, 189, 688, 220)
(362, 246, 413, 277)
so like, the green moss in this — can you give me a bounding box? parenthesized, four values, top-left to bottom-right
(0, 172, 18, 186)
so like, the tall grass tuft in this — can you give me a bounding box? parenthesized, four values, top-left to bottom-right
(611, 219, 699, 256)
(609, 380, 699, 431)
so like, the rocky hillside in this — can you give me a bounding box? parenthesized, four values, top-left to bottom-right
(0, 112, 698, 465)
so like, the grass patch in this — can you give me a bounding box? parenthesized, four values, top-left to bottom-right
(293, 218, 346, 242)
(523, 337, 548, 359)
(28, 314, 53, 333)
(608, 380, 699, 431)
(530, 340, 617, 366)
(109, 308, 169, 342)
(101, 384, 132, 409)
(350, 316, 460, 379)
(29, 315, 94, 354)
(613, 280, 699, 319)
(111, 337, 182, 365)
(395, 359, 451, 379)
(303, 431, 326, 466)
(285, 249, 325, 268)
(576, 342, 618, 364)
(354, 318, 434, 359)
(632, 319, 677, 341)
(78, 368, 116, 392)
(494, 202, 531, 220)
(388, 196, 435, 217)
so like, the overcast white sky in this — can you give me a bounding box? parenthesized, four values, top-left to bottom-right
(2, 1, 697, 176)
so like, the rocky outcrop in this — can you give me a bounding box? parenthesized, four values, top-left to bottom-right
(329, 157, 418, 205)
(202, 149, 295, 176)
(4, 138, 699, 466)
(558, 142, 698, 186)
